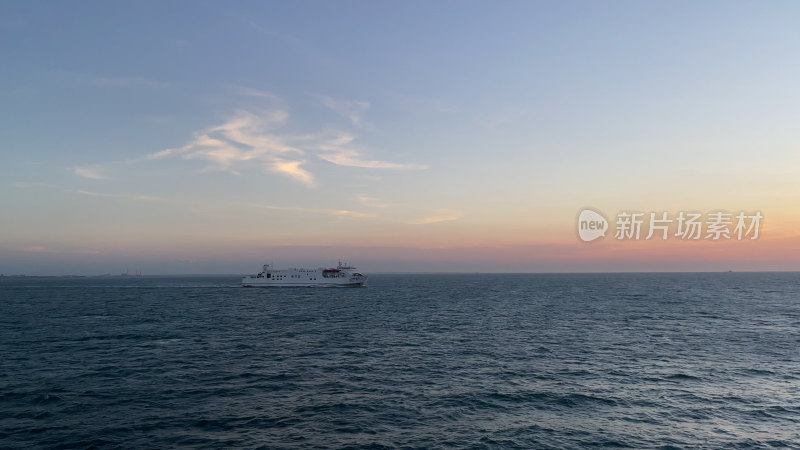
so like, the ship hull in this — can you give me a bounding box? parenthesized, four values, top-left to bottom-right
(241, 263, 366, 288)
(241, 279, 366, 288)
(242, 282, 365, 288)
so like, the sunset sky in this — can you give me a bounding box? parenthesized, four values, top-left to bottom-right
(2, 1, 800, 274)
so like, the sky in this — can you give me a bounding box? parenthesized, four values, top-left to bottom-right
(2, 1, 800, 275)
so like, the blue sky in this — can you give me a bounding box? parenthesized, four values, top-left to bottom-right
(2, 1, 800, 274)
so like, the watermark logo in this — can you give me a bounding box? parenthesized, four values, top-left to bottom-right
(577, 209, 763, 242)
(577, 208, 609, 242)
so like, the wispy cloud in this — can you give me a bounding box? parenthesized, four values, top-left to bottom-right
(14, 181, 165, 203)
(358, 195, 389, 208)
(319, 95, 370, 127)
(228, 85, 284, 103)
(71, 92, 425, 189)
(145, 109, 313, 184)
(318, 147, 424, 169)
(270, 159, 315, 187)
(329, 209, 375, 219)
(139, 99, 425, 185)
(247, 202, 374, 219)
(315, 132, 428, 169)
(77, 190, 168, 202)
(407, 214, 459, 225)
(70, 166, 112, 180)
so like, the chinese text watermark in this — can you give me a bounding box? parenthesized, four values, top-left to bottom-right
(578, 209, 762, 242)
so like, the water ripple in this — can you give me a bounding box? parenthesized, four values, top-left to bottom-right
(1, 273, 799, 448)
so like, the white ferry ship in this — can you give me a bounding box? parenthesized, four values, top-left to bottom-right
(241, 261, 367, 287)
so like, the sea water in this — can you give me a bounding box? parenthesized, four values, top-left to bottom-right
(1, 273, 799, 448)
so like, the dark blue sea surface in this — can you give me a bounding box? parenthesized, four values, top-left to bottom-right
(1, 273, 799, 448)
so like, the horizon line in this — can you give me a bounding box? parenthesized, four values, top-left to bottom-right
(3, 270, 800, 278)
